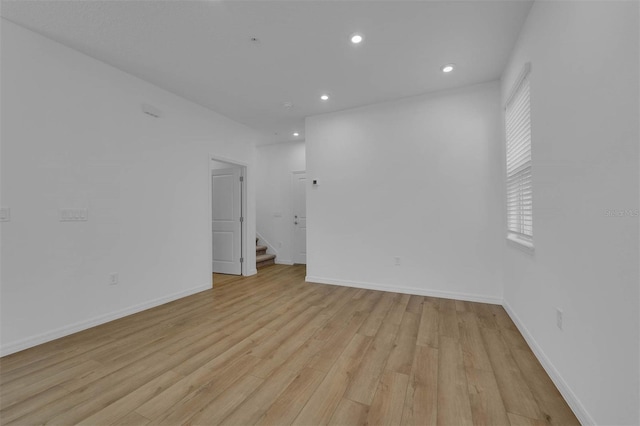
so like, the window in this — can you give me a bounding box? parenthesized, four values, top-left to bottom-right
(505, 63, 533, 249)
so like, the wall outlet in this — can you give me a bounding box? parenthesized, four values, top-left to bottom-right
(109, 273, 119, 285)
(0, 207, 10, 222)
(394, 256, 401, 266)
(556, 308, 563, 330)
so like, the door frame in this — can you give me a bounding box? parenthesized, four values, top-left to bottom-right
(291, 170, 307, 264)
(209, 154, 249, 281)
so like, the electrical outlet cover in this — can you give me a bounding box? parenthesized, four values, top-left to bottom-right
(556, 308, 563, 330)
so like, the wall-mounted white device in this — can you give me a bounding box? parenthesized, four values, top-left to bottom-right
(60, 208, 88, 222)
(0, 207, 10, 222)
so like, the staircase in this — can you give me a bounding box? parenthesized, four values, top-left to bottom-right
(256, 238, 276, 269)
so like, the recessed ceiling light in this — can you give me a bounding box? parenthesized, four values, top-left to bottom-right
(320, 94, 330, 101)
(282, 102, 293, 109)
(441, 64, 455, 73)
(350, 33, 364, 44)
(293, 132, 300, 137)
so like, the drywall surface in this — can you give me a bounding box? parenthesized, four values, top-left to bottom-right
(306, 81, 504, 303)
(210, 159, 237, 169)
(0, 20, 261, 355)
(501, 2, 639, 424)
(256, 141, 306, 264)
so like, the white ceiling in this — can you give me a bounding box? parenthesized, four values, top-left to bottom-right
(1, 0, 533, 144)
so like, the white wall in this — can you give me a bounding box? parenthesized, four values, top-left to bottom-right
(305, 82, 504, 303)
(210, 159, 236, 170)
(0, 20, 261, 355)
(256, 141, 306, 264)
(501, 2, 639, 425)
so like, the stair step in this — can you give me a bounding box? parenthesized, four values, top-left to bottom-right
(256, 254, 276, 263)
(255, 238, 276, 269)
(256, 253, 276, 269)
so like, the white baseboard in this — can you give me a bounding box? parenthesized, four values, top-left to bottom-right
(246, 268, 258, 276)
(275, 259, 294, 265)
(503, 302, 594, 426)
(0, 283, 211, 357)
(305, 275, 502, 305)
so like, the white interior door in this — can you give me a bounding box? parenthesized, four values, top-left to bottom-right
(212, 167, 242, 275)
(292, 172, 307, 264)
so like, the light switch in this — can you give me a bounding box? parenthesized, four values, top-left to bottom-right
(60, 208, 88, 222)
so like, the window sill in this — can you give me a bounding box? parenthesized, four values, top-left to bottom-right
(507, 233, 534, 254)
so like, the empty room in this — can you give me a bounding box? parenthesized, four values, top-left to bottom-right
(1, 1, 638, 425)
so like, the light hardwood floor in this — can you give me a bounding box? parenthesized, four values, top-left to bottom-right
(0, 265, 579, 425)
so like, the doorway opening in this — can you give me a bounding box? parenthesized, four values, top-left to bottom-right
(210, 155, 248, 285)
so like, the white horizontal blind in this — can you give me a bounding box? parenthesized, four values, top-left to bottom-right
(506, 70, 532, 241)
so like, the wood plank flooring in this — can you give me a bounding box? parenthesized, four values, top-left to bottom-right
(0, 265, 579, 425)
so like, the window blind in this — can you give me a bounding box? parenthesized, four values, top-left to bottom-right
(505, 69, 532, 242)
